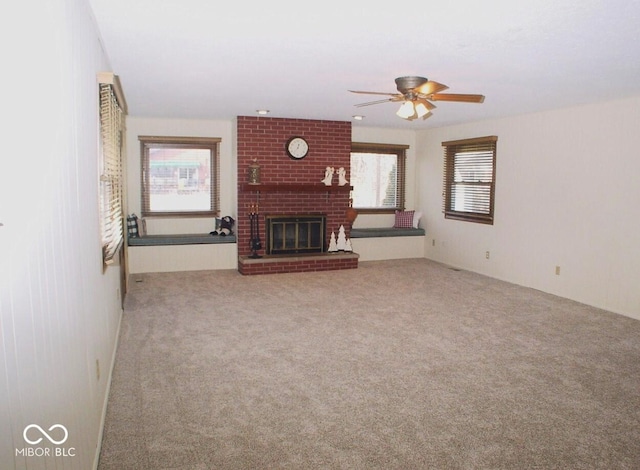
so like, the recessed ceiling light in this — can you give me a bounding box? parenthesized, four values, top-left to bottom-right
(352, 115, 364, 121)
(256, 109, 270, 115)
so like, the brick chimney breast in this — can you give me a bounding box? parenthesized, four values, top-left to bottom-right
(237, 116, 356, 274)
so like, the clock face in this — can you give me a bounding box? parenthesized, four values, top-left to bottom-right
(286, 136, 309, 159)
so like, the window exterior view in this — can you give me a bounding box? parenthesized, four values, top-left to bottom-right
(350, 143, 408, 213)
(147, 147, 211, 212)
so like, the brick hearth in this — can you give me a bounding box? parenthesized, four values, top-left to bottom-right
(238, 252, 359, 275)
(237, 116, 357, 274)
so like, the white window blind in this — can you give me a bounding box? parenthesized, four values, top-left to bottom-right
(442, 136, 497, 224)
(98, 73, 127, 265)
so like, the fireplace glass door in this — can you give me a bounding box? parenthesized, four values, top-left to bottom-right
(266, 215, 326, 255)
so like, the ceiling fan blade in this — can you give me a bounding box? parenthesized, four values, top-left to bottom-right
(416, 98, 436, 110)
(354, 98, 395, 107)
(429, 93, 485, 103)
(349, 90, 399, 96)
(414, 81, 449, 95)
(354, 94, 407, 107)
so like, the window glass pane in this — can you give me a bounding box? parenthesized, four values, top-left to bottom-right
(350, 152, 398, 208)
(148, 147, 211, 212)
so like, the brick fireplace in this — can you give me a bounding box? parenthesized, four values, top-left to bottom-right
(237, 116, 358, 275)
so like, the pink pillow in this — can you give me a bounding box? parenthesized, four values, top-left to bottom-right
(394, 210, 415, 228)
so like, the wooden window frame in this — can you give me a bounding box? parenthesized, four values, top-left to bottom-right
(139, 136, 220, 218)
(350, 142, 408, 214)
(442, 136, 498, 225)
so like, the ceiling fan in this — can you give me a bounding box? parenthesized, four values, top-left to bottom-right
(349, 76, 485, 121)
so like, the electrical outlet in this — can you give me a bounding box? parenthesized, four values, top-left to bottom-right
(555, 266, 561, 275)
(432, 239, 436, 246)
(485, 251, 490, 259)
(96, 359, 100, 381)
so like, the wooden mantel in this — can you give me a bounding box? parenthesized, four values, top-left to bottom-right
(240, 184, 353, 192)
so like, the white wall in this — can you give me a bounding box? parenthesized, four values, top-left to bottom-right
(125, 117, 236, 235)
(351, 236, 425, 261)
(128, 243, 238, 274)
(0, 0, 123, 468)
(124, 117, 238, 273)
(125, 121, 417, 233)
(351, 127, 419, 229)
(417, 96, 640, 319)
(124, 122, 419, 273)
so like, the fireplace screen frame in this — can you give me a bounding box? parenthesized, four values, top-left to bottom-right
(265, 214, 326, 255)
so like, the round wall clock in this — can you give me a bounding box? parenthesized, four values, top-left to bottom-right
(285, 136, 309, 160)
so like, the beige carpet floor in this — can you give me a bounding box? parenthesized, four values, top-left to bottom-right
(98, 259, 640, 469)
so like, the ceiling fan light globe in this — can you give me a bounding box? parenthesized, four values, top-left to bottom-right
(396, 101, 416, 119)
(414, 102, 430, 118)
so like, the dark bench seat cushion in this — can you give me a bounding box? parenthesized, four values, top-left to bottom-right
(350, 227, 425, 238)
(128, 234, 236, 246)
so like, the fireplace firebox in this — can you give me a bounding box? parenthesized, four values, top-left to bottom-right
(266, 215, 326, 255)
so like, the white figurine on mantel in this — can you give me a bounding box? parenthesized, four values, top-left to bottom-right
(336, 225, 347, 251)
(337, 167, 349, 186)
(321, 166, 335, 186)
(328, 231, 338, 252)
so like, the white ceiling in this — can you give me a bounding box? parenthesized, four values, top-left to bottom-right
(88, 0, 640, 129)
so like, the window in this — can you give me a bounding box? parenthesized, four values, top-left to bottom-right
(350, 143, 408, 213)
(139, 136, 220, 217)
(442, 136, 498, 224)
(98, 72, 127, 266)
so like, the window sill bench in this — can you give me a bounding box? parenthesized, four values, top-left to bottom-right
(127, 234, 236, 246)
(350, 227, 425, 238)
